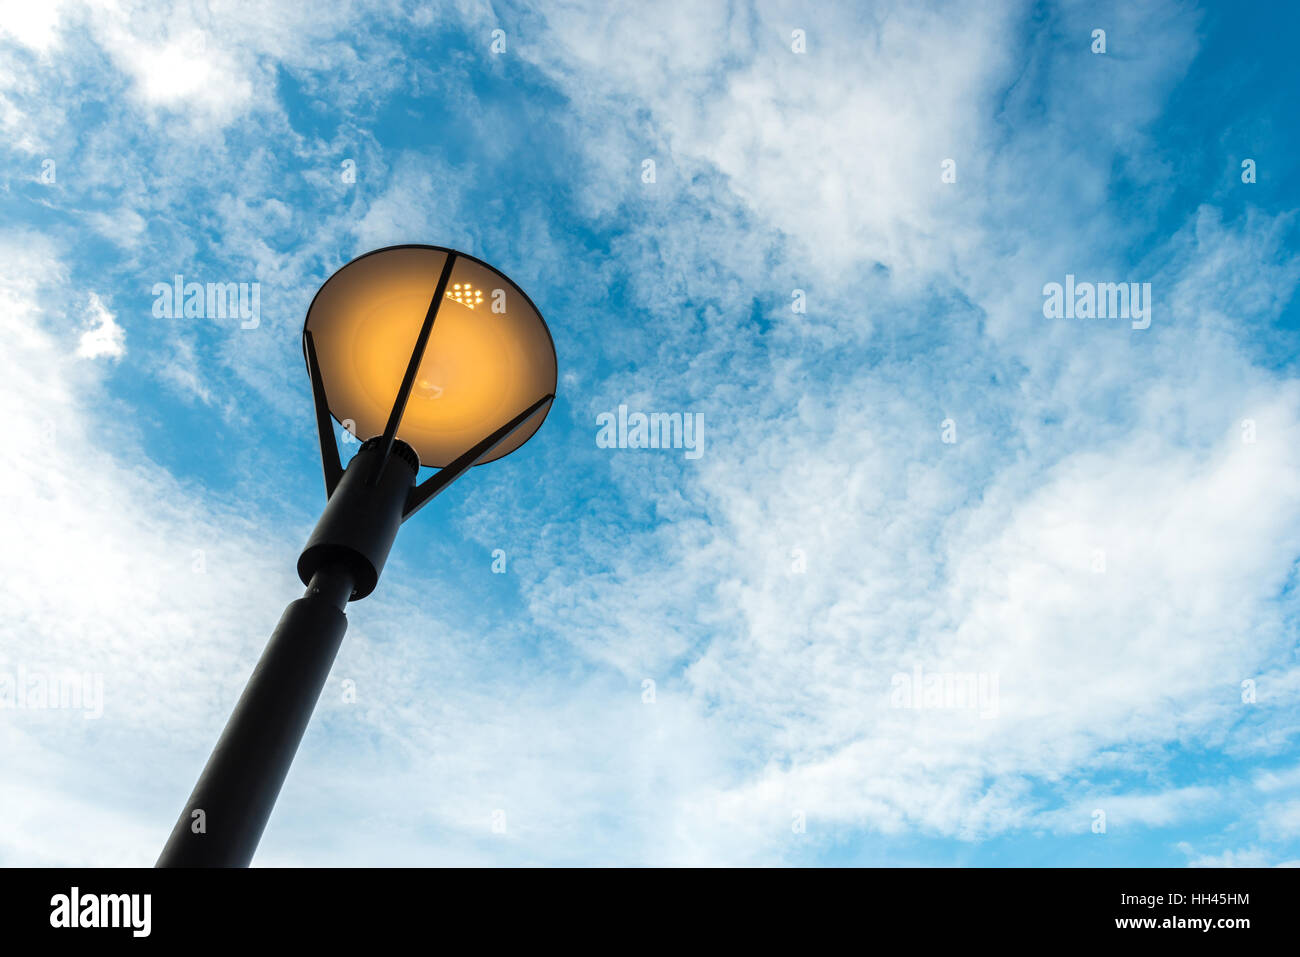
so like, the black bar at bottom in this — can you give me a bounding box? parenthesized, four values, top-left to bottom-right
(6, 866, 1285, 944)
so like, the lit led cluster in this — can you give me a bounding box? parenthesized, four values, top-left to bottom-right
(446, 283, 484, 309)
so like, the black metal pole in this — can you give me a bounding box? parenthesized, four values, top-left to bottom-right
(158, 439, 419, 867)
(156, 565, 353, 867)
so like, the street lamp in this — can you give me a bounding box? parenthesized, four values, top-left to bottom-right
(157, 245, 557, 867)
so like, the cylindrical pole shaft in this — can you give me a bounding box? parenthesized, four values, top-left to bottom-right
(157, 565, 354, 867)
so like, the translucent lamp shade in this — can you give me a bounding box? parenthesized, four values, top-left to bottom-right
(304, 245, 557, 468)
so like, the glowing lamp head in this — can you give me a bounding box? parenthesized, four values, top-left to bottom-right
(303, 245, 557, 468)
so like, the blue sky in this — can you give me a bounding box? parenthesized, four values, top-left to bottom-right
(1, 0, 1299, 866)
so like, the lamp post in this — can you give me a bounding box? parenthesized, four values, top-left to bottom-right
(157, 245, 557, 867)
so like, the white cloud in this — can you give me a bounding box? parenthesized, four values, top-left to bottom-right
(1260, 800, 1300, 842)
(0, 0, 67, 53)
(76, 292, 125, 359)
(1, 0, 406, 128)
(1180, 845, 1273, 868)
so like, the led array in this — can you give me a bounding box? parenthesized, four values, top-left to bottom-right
(446, 283, 484, 309)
